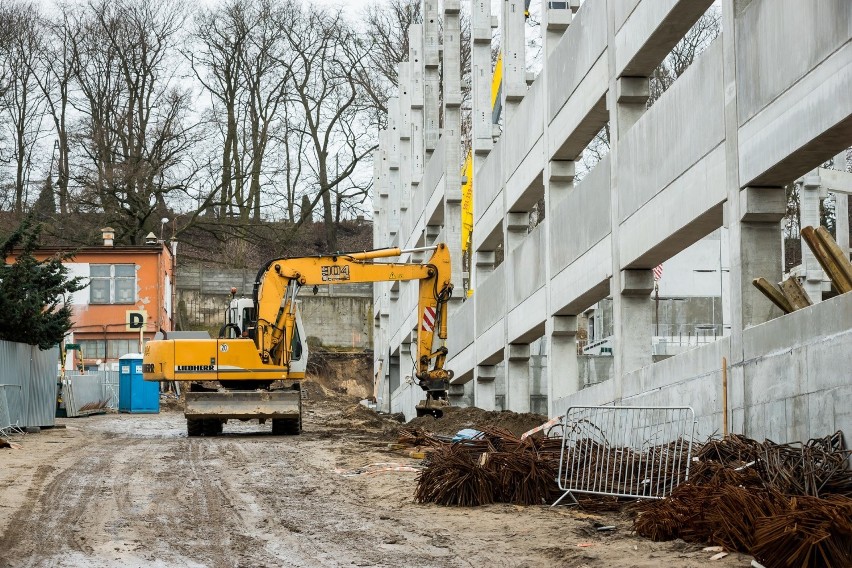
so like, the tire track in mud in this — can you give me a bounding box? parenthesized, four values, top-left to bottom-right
(0, 436, 125, 567)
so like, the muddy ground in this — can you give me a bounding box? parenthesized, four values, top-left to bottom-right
(0, 380, 754, 567)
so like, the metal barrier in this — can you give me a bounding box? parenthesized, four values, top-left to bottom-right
(0, 384, 22, 436)
(554, 406, 696, 506)
(63, 371, 118, 417)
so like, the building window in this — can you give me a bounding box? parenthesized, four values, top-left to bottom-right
(78, 339, 106, 359)
(90, 264, 136, 304)
(108, 339, 137, 358)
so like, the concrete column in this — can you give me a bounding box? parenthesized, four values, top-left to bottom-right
(801, 171, 825, 302)
(398, 63, 412, 223)
(504, 343, 530, 412)
(606, 3, 651, 400)
(501, 0, 527, 120)
(505, 211, 527, 252)
(423, 0, 440, 156)
(739, 187, 787, 327)
(543, 1, 576, 57)
(545, 315, 579, 416)
(615, 76, 650, 136)
(471, 0, 494, 156)
(443, 0, 463, 293)
(448, 383, 466, 406)
(475, 364, 497, 410)
(837, 192, 850, 260)
(409, 24, 425, 187)
(833, 150, 850, 262)
(386, 101, 401, 239)
(617, 270, 654, 374)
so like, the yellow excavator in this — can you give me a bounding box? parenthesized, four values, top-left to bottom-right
(143, 243, 454, 436)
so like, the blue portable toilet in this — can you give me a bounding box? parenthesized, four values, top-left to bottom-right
(118, 354, 160, 413)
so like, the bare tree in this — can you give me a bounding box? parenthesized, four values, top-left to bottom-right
(283, 6, 377, 250)
(70, 0, 196, 244)
(31, 5, 76, 215)
(190, 0, 293, 223)
(0, 1, 47, 214)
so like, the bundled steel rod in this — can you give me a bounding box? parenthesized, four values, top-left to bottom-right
(633, 432, 852, 568)
(409, 426, 563, 506)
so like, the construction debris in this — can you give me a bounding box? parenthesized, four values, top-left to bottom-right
(410, 427, 563, 506)
(633, 432, 852, 568)
(754, 225, 852, 312)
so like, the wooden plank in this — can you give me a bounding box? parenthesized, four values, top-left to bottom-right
(779, 277, 812, 310)
(752, 278, 793, 314)
(801, 226, 852, 294)
(815, 226, 852, 292)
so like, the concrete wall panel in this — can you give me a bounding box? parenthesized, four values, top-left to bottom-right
(447, 342, 475, 384)
(736, 0, 852, 126)
(476, 262, 506, 332)
(613, 0, 641, 33)
(505, 79, 545, 184)
(507, 287, 547, 344)
(548, 57, 609, 161)
(509, 224, 546, 308)
(552, 294, 852, 442)
(477, 319, 505, 365)
(448, 295, 475, 355)
(547, 0, 608, 123)
(550, 157, 612, 273)
(619, 144, 726, 268)
(506, 142, 545, 213)
(550, 237, 612, 315)
(474, 140, 503, 224)
(618, 40, 724, 222)
(738, 41, 852, 187)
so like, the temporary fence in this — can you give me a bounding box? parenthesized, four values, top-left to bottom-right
(0, 342, 59, 429)
(0, 384, 22, 436)
(554, 406, 696, 506)
(63, 370, 119, 417)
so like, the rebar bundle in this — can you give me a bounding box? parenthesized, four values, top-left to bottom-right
(633, 432, 852, 568)
(410, 427, 563, 506)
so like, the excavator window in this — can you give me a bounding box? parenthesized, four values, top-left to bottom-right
(291, 326, 303, 360)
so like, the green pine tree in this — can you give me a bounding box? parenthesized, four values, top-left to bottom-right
(0, 217, 85, 349)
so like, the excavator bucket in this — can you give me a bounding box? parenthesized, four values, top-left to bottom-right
(415, 397, 450, 418)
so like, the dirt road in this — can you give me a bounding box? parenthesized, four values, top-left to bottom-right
(0, 393, 754, 567)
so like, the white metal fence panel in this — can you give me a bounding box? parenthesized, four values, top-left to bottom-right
(555, 406, 696, 506)
(63, 371, 118, 417)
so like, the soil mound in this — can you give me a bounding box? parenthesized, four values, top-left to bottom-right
(407, 406, 548, 437)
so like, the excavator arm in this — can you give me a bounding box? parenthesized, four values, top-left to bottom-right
(249, 243, 454, 406)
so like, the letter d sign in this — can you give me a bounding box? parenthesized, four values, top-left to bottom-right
(126, 310, 147, 331)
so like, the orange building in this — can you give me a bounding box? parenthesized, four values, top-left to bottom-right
(33, 229, 176, 370)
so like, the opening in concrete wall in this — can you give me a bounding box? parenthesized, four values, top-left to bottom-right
(647, 4, 721, 110)
(576, 123, 610, 182)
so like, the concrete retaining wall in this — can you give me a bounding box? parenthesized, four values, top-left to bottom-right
(553, 293, 852, 442)
(177, 267, 373, 349)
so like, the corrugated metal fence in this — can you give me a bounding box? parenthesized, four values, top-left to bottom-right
(0, 340, 59, 431)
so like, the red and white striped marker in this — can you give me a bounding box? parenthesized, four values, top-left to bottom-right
(422, 306, 436, 332)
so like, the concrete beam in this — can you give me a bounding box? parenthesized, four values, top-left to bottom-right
(549, 160, 575, 183)
(616, 76, 650, 104)
(740, 186, 786, 223)
(615, 0, 715, 78)
(620, 269, 654, 296)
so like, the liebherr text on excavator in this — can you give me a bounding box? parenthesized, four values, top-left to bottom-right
(143, 244, 454, 435)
